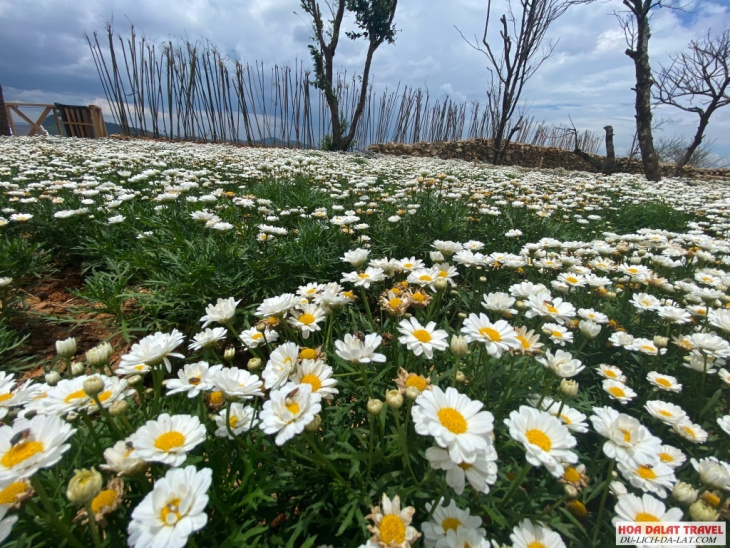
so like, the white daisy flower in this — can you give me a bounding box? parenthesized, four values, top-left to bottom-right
(542, 322, 573, 346)
(397, 317, 449, 359)
(0, 414, 75, 481)
(166, 362, 222, 398)
(646, 372, 682, 393)
(657, 445, 686, 469)
(341, 267, 386, 288)
(188, 327, 228, 351)
(690, 456, 730, 491)
(612, 493, 683, 531)
(118, 330, 185, 374)
(597, 364, 627, 383)
(262, 342, 300, 390)
(128, 465, 212, 548)
(525, 295, 576, 321)
(0, 506, 18, 544)
(617, 460, 677, 498)
(718, 415, 730, 437)
(366, 493, 420, 547)
(287, 359, 338, 400)
(342, 248, 370, 268)
(334, 333, 386, 364)
(130, 414, 206, 467)
(101, 439, 147, 476)
(421, 498, 485, 548)
(239, 326, 279, 349)
(504, 406, 578, 478)
(424, 444, 498, 495)
(411, 386, 494, 464)
(287, 303, 327, 339)
(255, 293, 299, 317)
(259, 384, 321, 446)
(590, 406, 662, 466)
(510, 519, 566, 548)
(210, 367, 264, 399)
(436, 527, 491, 548)
(672, 420, 708, 444)
(460, 314, 520, 358)
(530, 397, 589, 433)
(536, 349, 584, 378)
(200, 297, 240, 328)
(578, 307, 609, 324)
(603, 379, 637, 404)
(644, 400, 688, 425)
(214, 403, 258, 439)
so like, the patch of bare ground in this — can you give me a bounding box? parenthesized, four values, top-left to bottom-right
(8, 264, 129, 380)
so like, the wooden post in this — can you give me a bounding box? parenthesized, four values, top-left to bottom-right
(89, 105, 108, 137)
(603, 125, 616, 175)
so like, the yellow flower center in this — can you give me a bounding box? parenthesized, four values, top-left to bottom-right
(300, 374, 322, 392)
(457, 462, 473, 470)
(659, 452, 673, 463)
(405, 376, 427, 392)
(97, 391, 112, 403)
(478, 327, 501, 342)
(682, 426, 696, 439)
(358, 273, 370, 279)
(403, 263, 413, 269)
(286, 402, 300, 415)
(64, 389, 87, 403)
(641, 345, 655, 353)
(189, 377, 201, 385)
(659, 410, 673, 417)
(412, 329, 432, 343)
(438, 270, 448, 278)
(419, 275, 433, 282)
(560, 414, 572, 424)
(609, 386, 626, 398)
(635, 512, 660, 522)
(619, 428, 632, 443)
(528, 542, 547, 548)
(703, 492, 721, 507)
(566, 276, 579, 284)
(636, 465, 657, 479)
(154, 431, 185, 452)
(0, 393, 13, 403)
(547, 305, 559, 314)
(412, 292, 425, 303)
(563, 467, 581, 483)
(655, 378, 671, 388)
(379, 514, 406, 544)
(91, 489, 119, 514)
(1, 441, 45, 468)
(343, 291, 355, 299)
(299, 348, 317, 360)
(517, 335, 530, 349)
(160, 497, 182, 525)
(0, 481, 28, 504)
(229, 415, 239, 428)
(298, 313, 316, 325)
(605, 370, 617, 378)
(441, 517, 461, 532)
(209, 391, 224, 405)
(526, 429, 552, 452)
(551, 330, 563, 338)
(438, 407, 467, 434)
(389, 298, 403, 309)
(252, 333, 264, 341)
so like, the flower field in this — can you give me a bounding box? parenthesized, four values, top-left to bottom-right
(0, 136, 729, 547)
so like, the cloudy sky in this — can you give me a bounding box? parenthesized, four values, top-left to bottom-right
(2, 0, 729, 159)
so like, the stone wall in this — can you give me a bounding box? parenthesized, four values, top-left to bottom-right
(366, 138, 730, 182)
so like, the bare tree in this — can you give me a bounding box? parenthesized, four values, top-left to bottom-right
(300, 0, 397, 151)
(617, 0, 684, 182)
(0, 84, 10, 137)
(458, 0, 593, 165)
(654, 30, 730, 175)
(655, 134, 729, 169)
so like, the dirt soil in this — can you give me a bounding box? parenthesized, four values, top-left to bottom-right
(8, 264, 129, 380)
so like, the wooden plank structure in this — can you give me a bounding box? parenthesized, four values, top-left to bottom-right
(4, 102, 108, 138)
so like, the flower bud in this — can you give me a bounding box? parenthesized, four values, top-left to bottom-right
(385, 389, 403, 409)
(83, 376, 104, 397)
(479, 276, 487, 282)
(67, 468, 102, 505)
(672, 481, 699, 506)
(56, 337, 77, 358)
(434, 278, 449, 291)
(560, 379, 579, 398)
(450, 335, 469, 357)
(688, 499, 719, 521)
(605, 291, 617, 299)
(566, 499, 587, 518)
(224, 346, 236, 361)
(247, 357, 262, 371)
(455, 371, 466, 383)
(515, 300, 527, 310)
(653, 336, 668, 348)
(367, 398, 383, 415)
(70, 362, 85, 376)
(405, 385, 420, 401)
(578, 320, 600, 339)
(609, 481, 628, 497)
(630, 256, 642, 265)
(86, 342, 113, 367)
(45, 371, 61, 386)
(305, 414, 322, 432)
(563, 484, 579, 499)
(127, 374, 143, 386)
(109, 400, 128, 417)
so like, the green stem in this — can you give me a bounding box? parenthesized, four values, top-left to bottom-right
(30, 477, 85, 548)
(84, 502, 102, 548)
(360, 288, 374, 327)
(591, 458, 616, 547)
(501, 462, 531, 505)
(393, 408, 416, 482)
(357, 361, 374, 399)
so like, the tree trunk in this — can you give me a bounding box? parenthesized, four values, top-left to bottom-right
(626, 5, 661, 181)
(0, 84, 10, 136)
(673, 109, 712, 176)
(603, 125, 616, 174)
